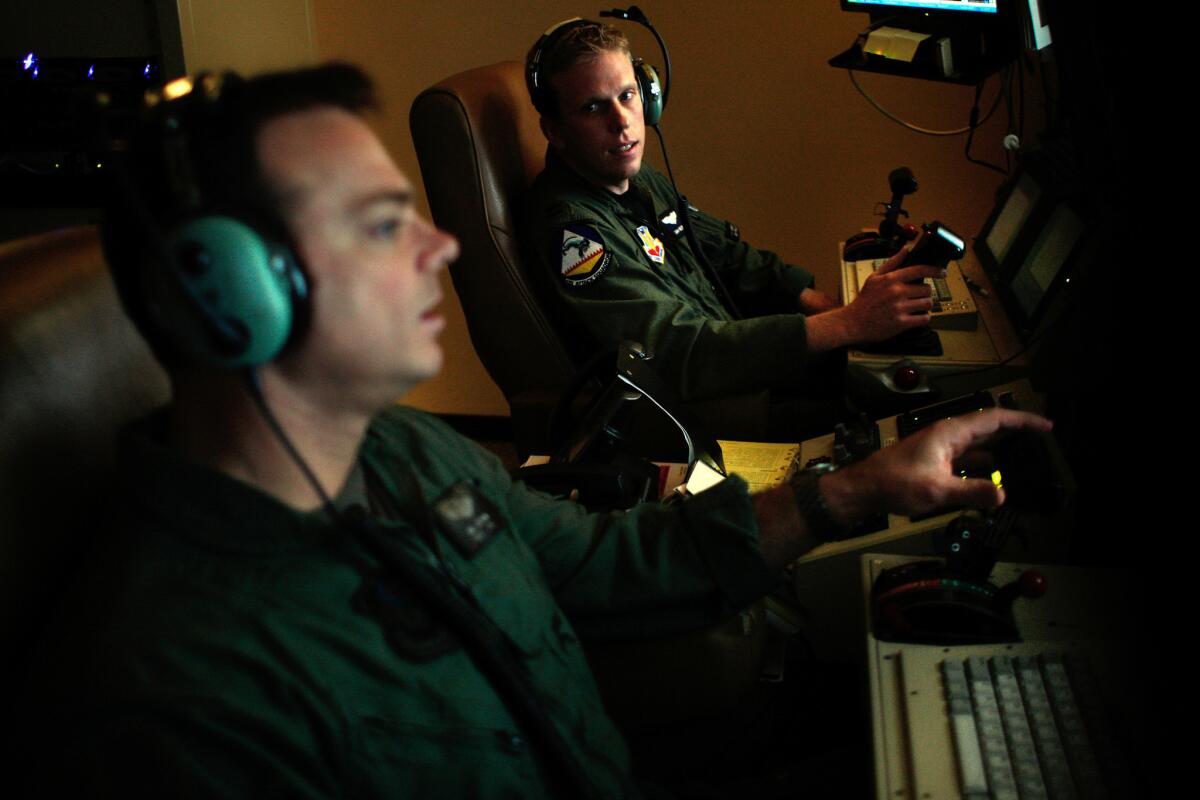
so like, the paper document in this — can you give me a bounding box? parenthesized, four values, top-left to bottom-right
(717, 440, 803, 493)
(862, 27, 930, 62)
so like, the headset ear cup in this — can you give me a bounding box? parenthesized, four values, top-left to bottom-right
(160, 216, 298, 368)
(634, 60, 664, 126)
(527, 17, 595, 115)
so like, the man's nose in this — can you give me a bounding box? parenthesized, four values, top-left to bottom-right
(421, 219, 459, 272)
(608, 102, 631, 131)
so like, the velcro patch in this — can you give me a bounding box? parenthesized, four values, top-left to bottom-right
(432, 481, 502, 559)
(636, 225, 665, 265)
(559, 223, 611, 286)
(659, 210, 684, 240)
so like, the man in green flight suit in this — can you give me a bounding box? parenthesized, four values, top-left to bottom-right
(524, 20, 944, 435)
(25, 63, 1049, 798)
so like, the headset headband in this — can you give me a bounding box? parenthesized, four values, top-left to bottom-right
(526, 15, 666, 126)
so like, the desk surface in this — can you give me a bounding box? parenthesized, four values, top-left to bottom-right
(798, 378, 1037, 564)
(786, 378, 1073, 663)
(842, 246, 1027, 394)
(957, 249, 1024, 366)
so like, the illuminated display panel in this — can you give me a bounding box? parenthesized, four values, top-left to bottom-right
(844, 0, 999, 13)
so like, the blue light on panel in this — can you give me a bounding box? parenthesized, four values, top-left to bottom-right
(23, 52, 41, 78)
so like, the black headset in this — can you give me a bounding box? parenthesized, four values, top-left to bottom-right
(127, 72, 309, 369)
(525, 12, 667, 127)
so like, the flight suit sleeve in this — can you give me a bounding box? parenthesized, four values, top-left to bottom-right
(378, 409, 781, 640)
(535, 207, 816, 401)
(505, 468, 781, 639)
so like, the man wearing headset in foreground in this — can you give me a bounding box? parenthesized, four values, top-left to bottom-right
(26, 63, 1048, 797)
(524, 20, 946, 437)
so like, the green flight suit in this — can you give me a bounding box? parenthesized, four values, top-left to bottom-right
(527, 151, 819, 402)
(26, 405, 777, 798)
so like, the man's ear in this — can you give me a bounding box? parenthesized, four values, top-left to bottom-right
(540, 114, 563, 150)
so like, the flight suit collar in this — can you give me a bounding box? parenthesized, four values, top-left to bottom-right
(117, 410, 406, 554)
(543, 148, 657, 215)
(543, 148, 677, 252)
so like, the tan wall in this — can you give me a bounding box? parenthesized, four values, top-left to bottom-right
(310, 1, 1042, 416)
(177, 0, 317, 74)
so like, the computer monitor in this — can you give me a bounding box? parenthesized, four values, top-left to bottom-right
(838, 0, 1017, 80)
(841, 0, 999, 17)
(1023, 0, 1053, 49)
(975, 161, 1085, 343)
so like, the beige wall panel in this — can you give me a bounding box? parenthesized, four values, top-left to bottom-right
(178, 0, 316, 73)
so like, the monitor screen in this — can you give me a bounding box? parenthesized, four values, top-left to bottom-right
(1009, 204, 1083, 320)
(984, 172, 1041, 266)
(1025, 0, 1053, 49)
(843, 0, 999, 14)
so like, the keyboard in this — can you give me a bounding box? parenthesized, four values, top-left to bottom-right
(841, 256, 979, 331)
(866, 556, 1150, 800)
(941, 653, 1134, 799)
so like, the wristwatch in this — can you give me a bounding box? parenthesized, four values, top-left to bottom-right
(789, 462, 851, 543)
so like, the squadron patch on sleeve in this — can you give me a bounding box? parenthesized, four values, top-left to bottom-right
(636, 225, 665, 265)
(559, 223, 611, 286)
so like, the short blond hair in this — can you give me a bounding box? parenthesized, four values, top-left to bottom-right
(527, 22, 630, 117)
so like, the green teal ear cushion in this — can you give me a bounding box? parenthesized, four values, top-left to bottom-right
(163, 216, 296, 367)
(634, 60, 663, 126)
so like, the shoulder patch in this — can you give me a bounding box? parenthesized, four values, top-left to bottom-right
(558, 223, 611, 286)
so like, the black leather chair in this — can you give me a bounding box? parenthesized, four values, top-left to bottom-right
(410, 63, 773, 730)
(410, 61, 771, 459)
(1, 226, 170, 775)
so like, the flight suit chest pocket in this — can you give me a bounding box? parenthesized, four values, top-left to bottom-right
(448, 529, 563, 660)
(353, 718, 543, 797)
(431, 492, 564, 660)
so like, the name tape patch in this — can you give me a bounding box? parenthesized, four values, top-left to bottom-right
(432, 481, 502, 559)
